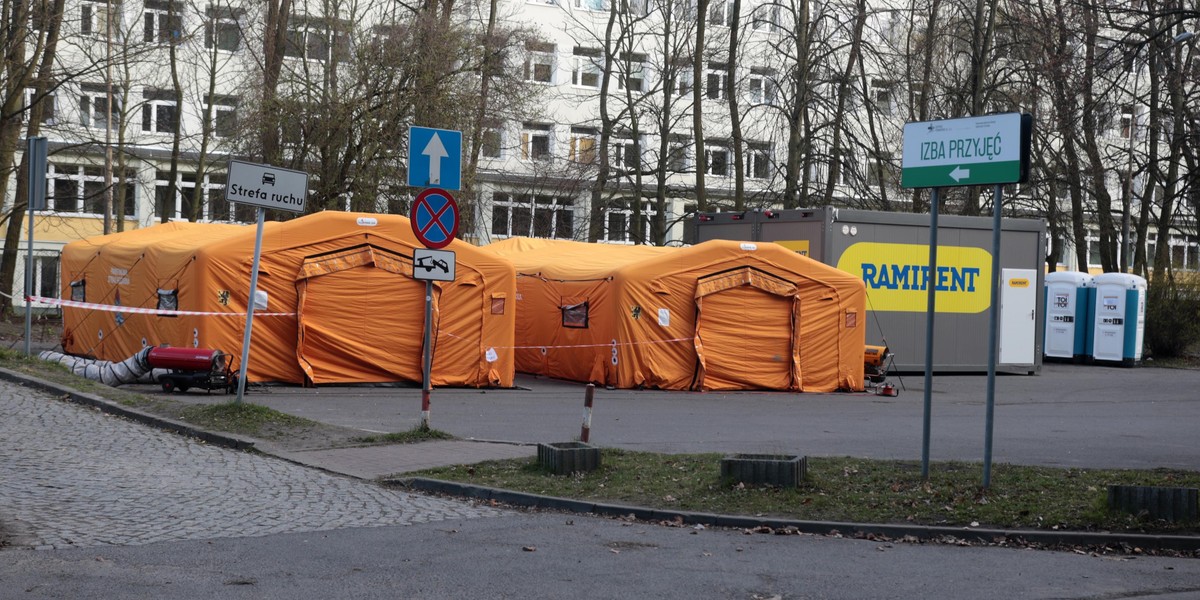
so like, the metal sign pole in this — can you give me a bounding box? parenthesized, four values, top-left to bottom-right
(25, 137, 47, 357)
(421, 279, 434, 429)
(235, 207, 266, 403)
(921, 187, 940, 481)
(983, 184, 1004, 487)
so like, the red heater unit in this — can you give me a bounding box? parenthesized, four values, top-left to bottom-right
(148, 347, 236, 394)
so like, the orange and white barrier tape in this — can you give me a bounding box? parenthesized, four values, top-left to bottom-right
(27, 296, 297, 317)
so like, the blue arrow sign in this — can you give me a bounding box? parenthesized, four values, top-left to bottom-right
(408, 126, 462, 191)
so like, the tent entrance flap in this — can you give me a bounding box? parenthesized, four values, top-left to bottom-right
(296, 246, 429, 385)
(694, 268, 800, 391)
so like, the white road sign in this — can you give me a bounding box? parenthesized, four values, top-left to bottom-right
(413, 248, 456, 282)
(226, 159, 309, 213)
(900, 113, 1030, 189)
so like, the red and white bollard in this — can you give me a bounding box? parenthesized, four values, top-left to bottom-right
(580, 383, 594, 443)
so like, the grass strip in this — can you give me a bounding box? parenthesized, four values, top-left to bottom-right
(413, 449, 1200, 535)
(354, 427, 456, 445)
(178, 401, 315, 437)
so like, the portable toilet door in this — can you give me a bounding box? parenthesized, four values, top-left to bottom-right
(1044, 271, 1093, 362)
(1089, 273, 1147, 366)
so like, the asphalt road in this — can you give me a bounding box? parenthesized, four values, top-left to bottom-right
(5, 364, 1200, 598)
(177, 362, 1200, 471)
(6, 510, 1200, 600)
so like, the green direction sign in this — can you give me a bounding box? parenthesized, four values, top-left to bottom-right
(901, 113, 1031, 189)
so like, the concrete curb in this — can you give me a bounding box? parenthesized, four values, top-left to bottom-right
(0, 366, 257, 452)
(392, 477, 1200, 554)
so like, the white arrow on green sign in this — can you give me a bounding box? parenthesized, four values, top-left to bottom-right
(901, 113, 1029, 189)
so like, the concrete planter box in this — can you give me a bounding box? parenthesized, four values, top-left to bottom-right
(538, 442, 601, 476)
(721, 454, 807, 488)
(1107, 485, 1199, 522)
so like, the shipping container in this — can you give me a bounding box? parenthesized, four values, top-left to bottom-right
(695, 207, 1046, 373)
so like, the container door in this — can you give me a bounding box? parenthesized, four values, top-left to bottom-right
(1043, 282, 1078, 358)
(1092, 283, 1127, 362)
(1131, 288, 1146, 361)
(999, 268, 1037, 364)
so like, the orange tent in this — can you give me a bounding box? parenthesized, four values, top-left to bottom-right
(484, 238, 865, 392)
(58, 212, 516, 387)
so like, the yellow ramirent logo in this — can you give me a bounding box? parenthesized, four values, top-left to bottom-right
(836, 242, 993, 314)
(1009, 278, 1030, 288)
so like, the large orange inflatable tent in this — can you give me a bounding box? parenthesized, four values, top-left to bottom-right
(58, 212, 516, 387)
(484, 238, 866, 392)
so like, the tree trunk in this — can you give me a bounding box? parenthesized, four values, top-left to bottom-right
(909, 0, 940, 214)
(726, 0, 744, 210)
(692, 0, 708, 212)
(261, 0, 293, 165)
(0, 0, 62, 316)
(588, 2, 619, 242)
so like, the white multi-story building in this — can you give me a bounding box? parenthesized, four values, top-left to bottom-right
(5, 0, 1198, 310)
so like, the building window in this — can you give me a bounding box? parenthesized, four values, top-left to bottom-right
(205, 6, 241, 51)
(142, 89, 177, 133)
(705, 63, 729, 100)
(46, 164, 136, 217)
(572, 47, 603, 88)
(668, 136, 691, 171)
(157, 171, 230, 221)
(748, 68, 777, 105)
(704, 144, 730, 177)
(79, 84, 121, 130)
(834, 147, 854, 185)
(603, 200, 656, 244)
(22, 88, 56, 124)
(573, 0, 608, 10)
(491, 192, 574, 239)
(750, 3, 779, 31)
(746, 144, 770, 179)
(520, 123, 552, 160)
(481, 126, 503, 158)
(285, 18, 350, 62)
(205, 95, 237, 137)
(872, 80, 893, 115)
(613, 137, 640, 172)
(523, 42, 555, 83)
(33, 254, 60, 301)
(1120, 106, 1136, 139)
(708, 0, 732, 26)
(621, 0, 648, 15)
(617, 52, 646, 92)
(866, 152, 896, 187)
(568, 127, 597, 164)
(143, 0, 183, 44)
(81, 0, 118, 38)
(669, 68, 693, 97)
(1086, 236, 1101, 267)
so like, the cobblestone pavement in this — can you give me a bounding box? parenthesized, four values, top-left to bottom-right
(0, 381, 510, 550)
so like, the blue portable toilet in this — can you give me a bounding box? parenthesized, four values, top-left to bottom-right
(1044, 271, 1092, 362)
(1089, 273, 1147, 367)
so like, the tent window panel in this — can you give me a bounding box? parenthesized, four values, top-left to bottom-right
(845, 309, 857, 328)
(157, 288, 179, 316)
(562, 300, 589, 328)
(70, 279, 86, 302)
(491, 294, 506, 315)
